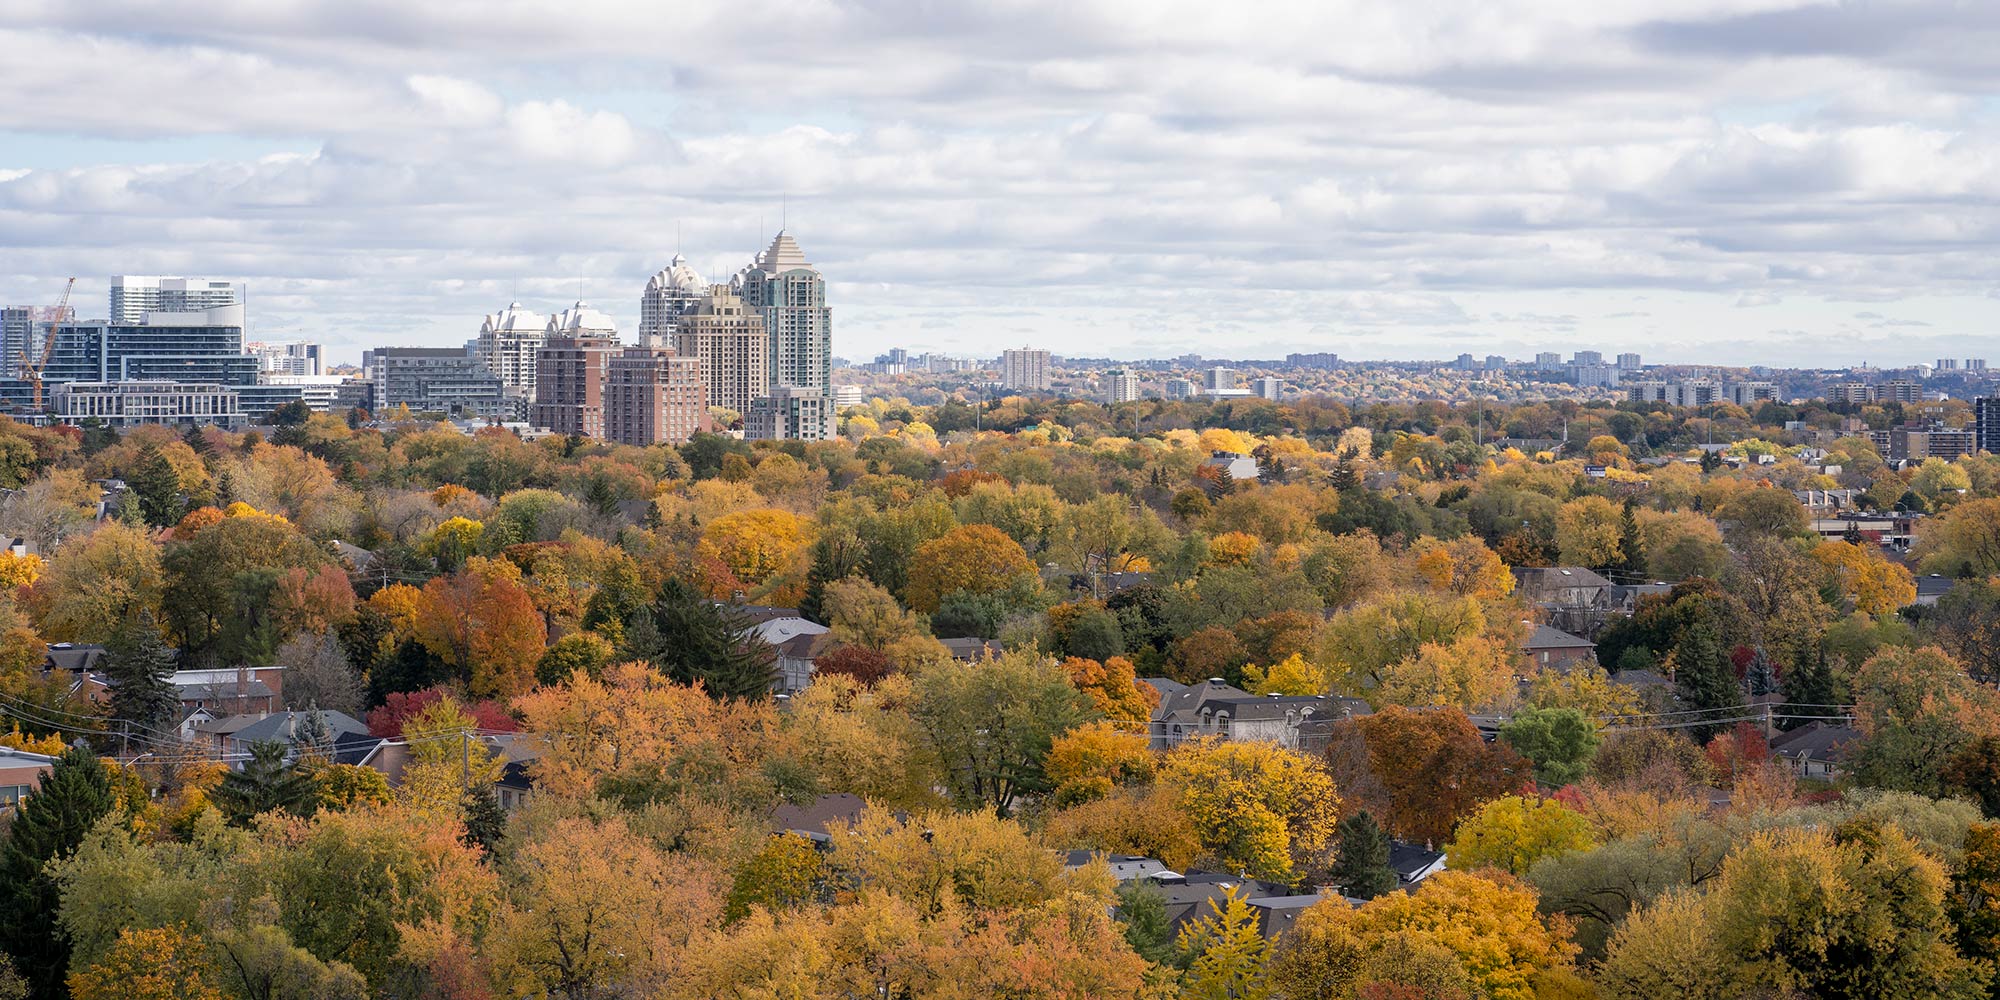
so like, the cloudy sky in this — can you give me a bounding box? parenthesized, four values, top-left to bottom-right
(3, 0, 1999, 367)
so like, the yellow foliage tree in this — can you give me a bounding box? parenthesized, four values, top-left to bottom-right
(1811, 539, 1917, 615)
(68, 924, 223, 1000)
(1555, 496, 1624, 569)
(1413, 536, 1516, 601)
(905, 524, 1035, 613)
(1444, 795, 1599, 875)
(1159, 738, 1340, 882)
(1045, 720, 1155, 804)
(1273, 870, 1576, 1000)
(0, 550, 43, 590)
(1374, 633, 1522, 713)
(1243, 653, 1324, 697)
(397, 697, 505, 818)
(1206, 531, 1262, 568)
(703, 508, 811, 586)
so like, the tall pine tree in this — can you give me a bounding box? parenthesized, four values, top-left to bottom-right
(0, 743, 113, 1000)
(127, 443, 184, 528)
(1781, 643, 1838, 732)
(214, 741, 315, 825)
(104, 609, 179, 751)
(622, 577, 777, 700)
(1329, 810, 1398, 900)
(1616, 499, 1647, 581)
(1672, 601, 1745, 740)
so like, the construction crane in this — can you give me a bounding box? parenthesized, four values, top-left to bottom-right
(22, 277, 75, 412)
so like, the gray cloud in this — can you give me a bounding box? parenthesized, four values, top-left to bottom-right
(1, 0, 1999, 364)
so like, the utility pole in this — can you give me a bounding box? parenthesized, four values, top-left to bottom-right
(461, 728, 470, 790)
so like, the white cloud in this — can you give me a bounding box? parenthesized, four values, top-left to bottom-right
(1, 1, 2000, 365)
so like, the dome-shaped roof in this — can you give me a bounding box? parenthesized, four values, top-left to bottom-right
(646, 253, 706, 295)
(548, 300, 619, 337)
(481, 301, 547, 337)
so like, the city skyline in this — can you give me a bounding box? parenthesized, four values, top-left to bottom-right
(7, 4, 2000, 365)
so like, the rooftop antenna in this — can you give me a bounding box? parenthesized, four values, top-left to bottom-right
(677, 221, 683, 255)
(782, 192, 788, 231)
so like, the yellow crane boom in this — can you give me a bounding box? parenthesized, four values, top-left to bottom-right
(23, 277, 75, 412)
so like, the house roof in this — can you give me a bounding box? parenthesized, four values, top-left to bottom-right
(1151, 678, 1253, 723)
(1916, 574, 1958, 600)
(1611, 669, 1672, 689)
(1522, 624, 1595, 651)
(939, 637, 1002, 661)
(176, 681, 275, 702)
(1512, 566, 1614, 591)
(1387, 842, 1446, 880)
(750, 616, 829, 646)
(1194, 694, 1371, 724)
(1061, 851, 1172, 882)
(777, 632, 836, 659)
(1769, 721, 1860, 762)
(44, 644, 110, 673)
(770, 792, 868, 837)
(227, 710, 370, 745)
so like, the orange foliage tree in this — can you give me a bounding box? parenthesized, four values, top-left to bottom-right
(1326, 705, 1528, 845)
(905, 524, 1034, 613)
(411, 556, 546, 699)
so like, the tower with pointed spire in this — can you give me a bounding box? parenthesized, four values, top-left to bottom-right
(738, 230, 831, 395)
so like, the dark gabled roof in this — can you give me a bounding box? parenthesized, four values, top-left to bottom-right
(1152, 678, 1253, 722)
(229, 710, 370, 745)
(44, 644, 110, 673)
(1142, 677, 1190, 698)
(777, 632, 836, 659)
(770, 792, 868, 837)
(331, 729, 386, 767)
(1768, 721, 1860, 761)
(734, 605, 805, 625)
(939, 637, 1002, 661)
(1611, 669, 1672, 689)
(1916, 575, 1958, 599)
(1522, 624, 1595, 651)
(1387, 842, 1445, 880)
(1196, 694, 1371, 723)
(176, 680, 275, 702)
(497, 759, 534, 791)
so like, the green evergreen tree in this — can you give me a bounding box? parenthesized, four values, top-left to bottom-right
(291, 706, 334, 762)
(1114, 880, 1176, 964)
(127, 442, 184, 528)
(0, 743, 113, 999)
(104, 609, 179, 750)
(1329, 810, 1398, 900)
(1672, 602, 1745, 740)
(622, 577, 777, 700)
(1616, 498, 1646, 580)
(214, 741, 315, 825)
(1780, 644, 1838, 732)
(459, 787, 508, 856)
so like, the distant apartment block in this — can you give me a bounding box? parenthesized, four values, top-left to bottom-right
(1002, 348, 1051, 391)
(1573, 364, 1620, 388)
(246, 340, 323, 377)
(1871, 424, 1975, 463)
(475, 301, 549, 416)
(676, 285, 770, 415)
(109, 276, 241, 325)
(1535, 352, 1563, 370)
(365, 347, 506, 418)
(1252, 377, 1283, 400)
(1286, 352, 1339, 369)
(53, 380, 243, 428)
(1105, 370, 1142, 403)
(1165, 378, 1196, 400)
(605, 346, 708, 445)
(746, 384, 838, 441)
(1977, 398, 2000, 454)
(1484, 355, 1508, 371)
(1617, 352, 1642, 370)
(1571, 350, 1603, 366)
(1831, 380, 1926, 405)
(1203, 366, 1238, 390)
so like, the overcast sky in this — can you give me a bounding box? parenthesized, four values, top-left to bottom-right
(3, 0, 1999, 367)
